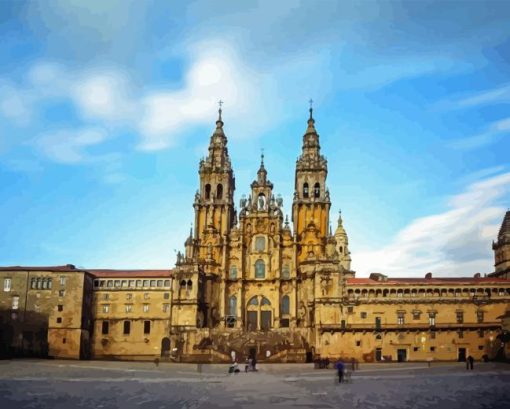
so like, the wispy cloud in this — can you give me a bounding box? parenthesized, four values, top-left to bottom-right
(448, 116, 510, 150)
(456, 84, 510, 108)
(352, 171, 510, 277)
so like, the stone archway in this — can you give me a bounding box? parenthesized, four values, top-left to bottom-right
(161, 337, 170, 357)
(246, 296, 272, 331)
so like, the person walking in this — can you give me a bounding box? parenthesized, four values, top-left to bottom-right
(467, 355, 474, 370)
(335, 359, 345, 384)
(351, 358, 356, 372)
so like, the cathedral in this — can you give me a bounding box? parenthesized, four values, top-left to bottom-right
(1, 106, 509, 363)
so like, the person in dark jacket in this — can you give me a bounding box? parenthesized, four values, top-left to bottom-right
(467, 355, 474, 370)
(335, 359, 345, 384)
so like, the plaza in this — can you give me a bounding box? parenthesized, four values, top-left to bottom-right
(0, 360, 508, 409)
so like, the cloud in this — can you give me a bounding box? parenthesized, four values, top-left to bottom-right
(448, 116, 510, 150)
(0, 81, 34, 125)
(456, 84, 510, 108)
(34, 127, 108, 164)
(352, 171, 510, 277)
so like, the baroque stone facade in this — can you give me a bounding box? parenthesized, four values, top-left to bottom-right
(1, 108, 510, 363)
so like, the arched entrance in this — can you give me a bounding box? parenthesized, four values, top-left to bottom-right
(246, 296, 272, 331)
(161, 337, 170, 357)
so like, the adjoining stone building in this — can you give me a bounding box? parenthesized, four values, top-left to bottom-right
(1, 107, 509, 362)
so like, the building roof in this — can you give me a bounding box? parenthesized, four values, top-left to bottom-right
(347, 276, 510, 286)
(498, 210, 510, 242)
(0, 265, 173, 278)
(89, 269, 173, 278)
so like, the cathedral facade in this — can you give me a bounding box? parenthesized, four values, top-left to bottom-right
(1, 108, 510, 363)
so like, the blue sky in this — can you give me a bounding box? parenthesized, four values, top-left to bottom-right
(1, 0, 509, 277)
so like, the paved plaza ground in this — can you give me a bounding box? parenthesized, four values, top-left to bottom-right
(0, 359, 509, 409)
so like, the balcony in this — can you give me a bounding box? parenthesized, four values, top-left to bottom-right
(317, 322, 500, 332)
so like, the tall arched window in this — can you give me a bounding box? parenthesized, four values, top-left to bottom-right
(255, 259, 265, 279)
(216, 184, 223, 199)
(229, 265, 237, 280)
(281, 295, 290, 315)
(314, 182, 320, 198)
(282, 265, 290, 279)
(205, 184, 211, 200)
(229, 296, 237, 316)
(303, 183, 309, 198)
(255, 236, 266, 252)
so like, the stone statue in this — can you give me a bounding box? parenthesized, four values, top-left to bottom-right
(258, 195, 265, 210)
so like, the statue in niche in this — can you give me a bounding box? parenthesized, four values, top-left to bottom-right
(207, 243, 213, 260)
(270, 223, 275, 234)
(320, 279, 328, 296)
(298, 302, 307, 327)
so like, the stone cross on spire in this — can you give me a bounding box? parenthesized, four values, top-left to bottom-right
(217, 99, 223, 122)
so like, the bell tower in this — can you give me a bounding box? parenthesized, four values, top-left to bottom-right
(193, 103, 236, 265)
(292, 103, 331, 261)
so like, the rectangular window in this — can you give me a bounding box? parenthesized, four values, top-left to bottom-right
(56, 317, 62, 323)
(280, 318, 290, 328)
(125, 304, 132, 313)
(458, 330, 464, 338)
(114, 280, 121, 288)
(341, 320, 346, 330)
(478, 329, 484, 338)
(413, 311, 421, 320)
(99, 280, 105, 287)
(162, 304, 170, 313)
(428, 313, 436, 326)
(150, 280, 156, 287)
(143, 304, 149, 313)
(102, 304, 110, 313)
(143, 280, 149, 287)
(375, 317, 382, 330)
(255, 236, 265, 252)
(123, 321, 131, 335)
(30, 278, 36, 289)
(121, 280, 128, 288)
(477, 311, 484, 323)
(107, 280, 113, 288)
(59, 290, 65, 297)
(356, 340, 361, 347)
(4, 278, 12, 292)
(360, 312, 367, 319)
(136, 280, 142, 287)
(456, 312, 464, 323)
(126, 293, 132, 300)
(94, 280, 99, 287)
(60, 276, 66, 286)
(62, 338, 66, 344)
(413, 347, 419, 352)
(347, 306, 353, 313)
(57, 305, 63, 312)
(164, 293, 170, 300)
(48, 278, 52, 289)
(102, 321, 109, 335)
(430, 347, 436, 352)
(12, 295, 19, 310)
(164, 280, 170, 287)
(157, 280, 163, 287)
(129, 280, 135, 288)
(397, 314, 405, 325)
(144, 320, 151, 334)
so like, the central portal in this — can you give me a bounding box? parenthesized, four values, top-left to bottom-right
(246, 296, 272, 331)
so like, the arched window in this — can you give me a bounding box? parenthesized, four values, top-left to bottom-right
(248, 296, 259, 306)
(303, 183, 309, 198)
(282, 265, 290, 279)
(339, 246, 343, 254)
(229, 265, 237, 279)
(180, 280, 186, 288)
(187, 279, 193, 288)
(255, 236, 266, 252)
(255, 259, 265, 279)
(216, 184, 223, 199)
(229, 296, 237, 316)
(281, 295, 290, 315)
(314, 183, 320, 198)
(257, 193, 266, 210)
(205, 184, 211, 200)
(261, 297, 271, 306)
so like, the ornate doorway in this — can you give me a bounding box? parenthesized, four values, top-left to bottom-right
(246, 296, 272, 331)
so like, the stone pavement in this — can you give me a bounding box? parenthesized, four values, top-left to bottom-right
(0, 360, 509, 408)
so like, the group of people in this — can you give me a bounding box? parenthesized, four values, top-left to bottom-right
(229, 357, 257, 374)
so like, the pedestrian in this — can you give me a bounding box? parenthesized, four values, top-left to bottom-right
(154, 357, 160, 367)
(335, 359, 344, 384)
(252, 356, 257, 371)
(467, 355, 474, 370)
(351, 357, 356, 372)
(245, 357, 250, 373)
